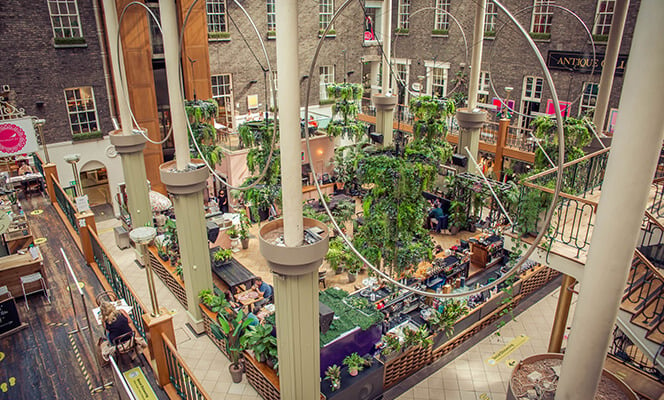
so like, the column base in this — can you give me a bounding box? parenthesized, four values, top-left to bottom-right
(186, 310, 206, 335)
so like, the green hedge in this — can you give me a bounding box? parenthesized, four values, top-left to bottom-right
(431, 29, 448, 36)
(208, 31, 231, 40)
(529, 32, 551, 41)
(319, 288, 384, 346)
(72, 130, 103, 142)
(54, 36, 86, 46)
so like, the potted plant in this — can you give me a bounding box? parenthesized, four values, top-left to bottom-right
(402, 325, 433, 350)
(342, 352, 370, 376)
(345, 255, 361, 283)
(428, 299, 469, 347)
(236, 210, 251, 249)
(211, 310, 253, 383)
(324, 364, 341, 391)
(213, 248, 233, 268)
(199, 289, 231, 314)
(380, 333, 402, 359)
(448, 200, 467, 235)
(242, 323, 276, 363)
(325, 237, 346, 274)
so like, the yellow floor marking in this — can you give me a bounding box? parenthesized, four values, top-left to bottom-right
(479, 394, 491, 400)
(30, 210, 43, 215)
(34, 237, 47, 245)
(486, 334, 529, 366)
(123, 367, 158, 400)
(0, 352, 4, 362)
(506, 359, 518, 368)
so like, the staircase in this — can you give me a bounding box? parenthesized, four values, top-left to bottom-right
(614, 212, 664, 379)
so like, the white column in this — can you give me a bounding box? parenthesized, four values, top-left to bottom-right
(467, 0, 485, 110)
(381, 0, 392, 93)
(102, 0, 133, 135)
(159, 0, 190, 170)
(556, 1, 664, 398)
(592, 0, 630, 133)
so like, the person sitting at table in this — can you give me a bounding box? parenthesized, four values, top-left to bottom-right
(98, 301, 147, 362)
(253, 277, 273, 309)
(18, 161, 33, 175)
(428, 201, 446, 233)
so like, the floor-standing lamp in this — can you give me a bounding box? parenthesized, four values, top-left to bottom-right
(64, 154, 82, 197)
(129, 226, 159, 316)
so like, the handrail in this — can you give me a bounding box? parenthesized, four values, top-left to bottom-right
(644, 210, 664, 233)
(523, 147, 612, 183)
(521, 181, 600, 208)
(88, 229, 148, 338)
(634, 249, 664, 282)
(162, 333, 211, 400)
(52, 177, 79, 234)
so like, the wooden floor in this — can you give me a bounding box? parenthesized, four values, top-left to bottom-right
(0, 194, 167, 400)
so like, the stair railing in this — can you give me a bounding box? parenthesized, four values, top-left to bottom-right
(625, 251, 664, 335)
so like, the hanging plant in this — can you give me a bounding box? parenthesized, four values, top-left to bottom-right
(185, 98, 224, 168)
(325, 83, 367, 140)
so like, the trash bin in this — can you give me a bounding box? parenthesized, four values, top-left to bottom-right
(114, 226, 130, 250)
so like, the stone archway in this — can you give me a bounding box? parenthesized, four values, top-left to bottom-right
(79, 159, 111, 213)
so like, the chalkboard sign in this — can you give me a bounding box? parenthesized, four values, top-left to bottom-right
(0, 297, 22, 335)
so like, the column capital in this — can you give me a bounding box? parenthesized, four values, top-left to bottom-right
(455, 108, 487, 129)
(109, 129, 147, 154)
(259, 218, 329, 276)
(159, 159, 209, 194)
(372, 93, 398, 111)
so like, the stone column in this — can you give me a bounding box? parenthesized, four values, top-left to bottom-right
(592, 0, 630, 133)
(371, 0, 396, 147)
(556, 1, 664, 398)
(457, 0, 486, 174)
(372, 95, 398, 146)
(160, 161, 211, 329)
(110, 133, 152, 228)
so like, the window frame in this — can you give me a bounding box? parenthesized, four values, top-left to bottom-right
(397, 0, 411, 31)
(434, 0, 450, 32)
(424, 60, 450, 99)
(530, 0, 553, 34)
(206, 0, 228, 34)
(267, 0, 276, 33)
(64, 87, 100, 135)
(579, 81, 599, 117)
(592, 0, 615, 36)
(478, 71, 491, 104)
(47, 0, 83, 39)
(319, 0, 334, 32)
(319, 65, 335, 102)
(484, 1, 497, 35)
(392, 58, 411, 105)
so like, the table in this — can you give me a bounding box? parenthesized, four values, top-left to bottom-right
(234, 288, 263, 312)
(0, 251, 44, 297)
(91, 299, 132, 325)
(9, 173, 43, 187)
(212, 258, 256, 291)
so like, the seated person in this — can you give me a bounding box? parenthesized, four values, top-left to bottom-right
(253, 277, 273, 309)
(98, 301, 147, 361)
(18, 161, 33, 175)
(428, 204, 446, 233)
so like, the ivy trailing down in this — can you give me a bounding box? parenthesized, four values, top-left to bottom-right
(325, 83, 367, 140)
(185, 99, 224, 168)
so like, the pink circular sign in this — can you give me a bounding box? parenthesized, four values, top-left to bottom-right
(0, 123, 27, 154)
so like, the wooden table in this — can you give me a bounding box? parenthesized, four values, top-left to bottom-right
(0, 252, 45, 297)
(212, 258, 256, 291)
(91, 299, 132, 325)
(234, 288, 263, 312)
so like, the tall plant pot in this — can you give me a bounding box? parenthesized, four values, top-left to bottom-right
(229, 363, 243, 383)
(347, 271, 357, 283)
(241, 238, 249, 249)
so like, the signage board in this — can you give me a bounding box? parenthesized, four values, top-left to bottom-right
(0, 297, 22, 335)
(0, 117, 39, 157)
(547, 50, 628, 76)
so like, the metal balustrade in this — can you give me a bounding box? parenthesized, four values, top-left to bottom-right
(89, 230, 147, 339)
(624, 251, 664, 338)
(53, 179, 79, 234)
(609, 327, 664, 382)
(162, 333, 211, 400)
(32, 153, 44, 176)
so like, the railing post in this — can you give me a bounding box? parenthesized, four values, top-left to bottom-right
(494, 118, 509, 179)
(142, 311, 175, 388)
(43, 163, 59, 205)
(77, 211, 97, 265)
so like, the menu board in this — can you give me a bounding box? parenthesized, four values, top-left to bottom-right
(0, 297, 22, 335)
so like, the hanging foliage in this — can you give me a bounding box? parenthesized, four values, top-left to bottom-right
(185, 98, 224, 168)
(409, 96, 456, 142)
(325, 83, 367, 140)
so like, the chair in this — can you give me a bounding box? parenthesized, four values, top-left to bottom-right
(20, 272, 50, 310)
(95, 291, 118, 306)
(112, 331, 137, 366)
(318, 271, 327, 289)
(0, 285, 11, 300)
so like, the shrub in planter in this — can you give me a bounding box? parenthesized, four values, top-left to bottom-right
(342, 352, 371, 376)
(211, 310, 253, 383)
(213, 248, 233, 267)
(242, 323, 277, 364)
(428, 299, 469, 340)
(324, 364, 341, 391)
(199, 289, 230, 313)
(449, 200, 467, 234)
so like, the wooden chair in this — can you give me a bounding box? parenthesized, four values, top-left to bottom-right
(95, 291, 118, 306)
(318, 271, 327, 289)
(112, 331, 137, 367)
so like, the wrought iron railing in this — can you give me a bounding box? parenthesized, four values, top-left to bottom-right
(89, 230, 147, 339)
(53, 178, 79, 234)
(32, 153, 44, 176)
(505, 125, 536, 153)
(162, 333, 211, 400)
(609, 327, 664, 382)
(648, 178, 664, 219)
(623, 251, 664, 338)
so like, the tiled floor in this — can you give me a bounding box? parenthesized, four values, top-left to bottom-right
(95, 215, 571, 400)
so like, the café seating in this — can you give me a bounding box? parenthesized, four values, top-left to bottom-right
(0, 285, 11, 300)
(112, 331, 138, 366)
(318, 270, 327, 288)
(95, 290, 118, 306)
(20, 272, 50, 310)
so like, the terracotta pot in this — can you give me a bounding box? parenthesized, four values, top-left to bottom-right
(349, 368, 358, 376)
(229, 363, 243, 383)
(241, 238, 249, 249)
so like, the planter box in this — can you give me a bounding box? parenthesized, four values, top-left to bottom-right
(383, 344, 433, 390)
(149, 248, 187, 308)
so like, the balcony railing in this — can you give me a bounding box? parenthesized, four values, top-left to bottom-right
(53, 178, 79, 234)
(89, 230, 148, 339)
(162, 333, 211, 400)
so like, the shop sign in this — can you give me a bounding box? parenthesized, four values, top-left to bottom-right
(547, 50, 628, 76)
(0, 117, 38, 157)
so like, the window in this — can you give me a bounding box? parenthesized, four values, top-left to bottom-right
(484, 1, 497, 35)
(531, 0, 553, 34)
(392, 59, 411, 105)
(424, 61, 450, 99)
(593, 0, 615, 36)
(206, 0, 227, 33)
(519, 76, 544, 130)
(64, 87, 99, 134)
(269, 71, 278, 109)
(47, 0, 83, 39)
(434, 0, 450, 32)
(579, 82, 599, 117)
(478, 71, 491, 104)
(397, 0, 411, 31)
(147, 4, 163, 57)
(319, 66, 335, 102)
(267, 0, 276, 33)
(363, 2, 383, 44)
(319, 0, 334, 32)
(212, 74, 234, 127)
